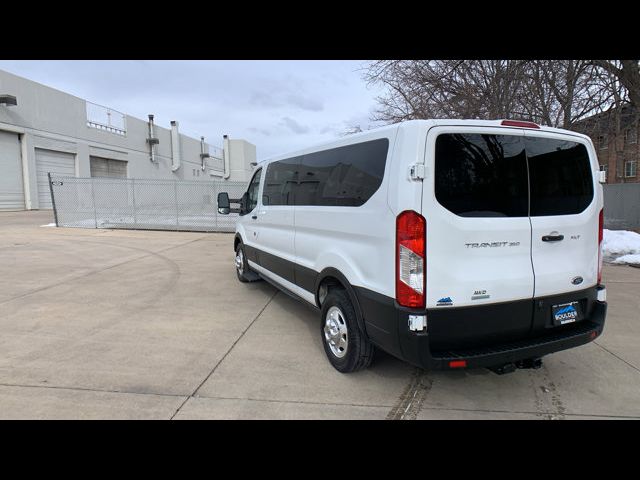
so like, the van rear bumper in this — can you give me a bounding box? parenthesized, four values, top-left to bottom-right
(355, 285, 607, 371)
(427, 302, 606, 369)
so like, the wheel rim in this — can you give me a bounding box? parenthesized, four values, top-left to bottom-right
(324, 306, 348, 358)
(235, 249, 244, 274)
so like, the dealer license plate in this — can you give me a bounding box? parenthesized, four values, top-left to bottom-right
(551, 301, 582, 326)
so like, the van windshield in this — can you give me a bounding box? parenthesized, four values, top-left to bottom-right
(434, 133, 594, 218)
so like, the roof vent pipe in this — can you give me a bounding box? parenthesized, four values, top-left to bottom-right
(170, 121, 181, 172)
(222, 134, 231, 179)
(146, 114, 159, 163)
(200, 136, 210, 171)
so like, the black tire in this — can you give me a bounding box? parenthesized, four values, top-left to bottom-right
(320, 288, 374, 373)
(235, 242, 260, 283)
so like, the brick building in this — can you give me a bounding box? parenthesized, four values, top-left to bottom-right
(571, 104, 639, 184)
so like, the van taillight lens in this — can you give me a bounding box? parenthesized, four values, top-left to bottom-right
(396, 211, 425, 308)
(598, 208, 604, 284)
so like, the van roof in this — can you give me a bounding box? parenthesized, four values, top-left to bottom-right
(257, 119, 592, 165)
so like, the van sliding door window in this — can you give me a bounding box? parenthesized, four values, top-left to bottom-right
(435, 134, 529, 217)
(295, 138, 388, 207)
(525, 138, 593, 216)
(262, 158, 299, 206)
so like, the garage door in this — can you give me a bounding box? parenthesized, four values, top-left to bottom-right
(90, 156, 127, 178)
(0, 131, 25, 210)
(36, 148, 76, 209)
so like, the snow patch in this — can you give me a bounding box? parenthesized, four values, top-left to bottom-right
(40, 223, 57, 227)
(603, 229, 640, 265)
(613, 254, 640, 265)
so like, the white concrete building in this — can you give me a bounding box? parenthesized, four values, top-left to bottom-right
(0, 69, 256, 211)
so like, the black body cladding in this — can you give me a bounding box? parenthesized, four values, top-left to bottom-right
(239, 242, 606, 370)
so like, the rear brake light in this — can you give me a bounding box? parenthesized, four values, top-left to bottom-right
(598, 208, 604, 284)
(449, 360, 467, 368)
(500, 120, 540, 129)
(396, 211, 425, 308)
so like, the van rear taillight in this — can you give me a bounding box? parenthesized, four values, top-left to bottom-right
(449, 360, 467, 369)
(500, 120, 540, 129)
(598, 208, 604, 284)
(396, 211, 425, 308)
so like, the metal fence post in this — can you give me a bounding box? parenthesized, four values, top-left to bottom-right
(213, 182, 218, 231)
(91, 177, 98, 229)
(174, 180, 179, 231)
(47, 172, 60, 227)
(131, 178, 137, 226)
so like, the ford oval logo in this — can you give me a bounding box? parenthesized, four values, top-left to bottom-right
(572, 276, 583, 285)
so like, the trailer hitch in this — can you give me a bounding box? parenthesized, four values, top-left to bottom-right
(488, 358, 543, 375)
(515, 357, 543, 370)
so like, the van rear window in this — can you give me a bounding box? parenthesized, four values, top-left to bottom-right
(435, 133, 594, 218)
(435, 134, 529, 217)
(525, 137, 593, 216)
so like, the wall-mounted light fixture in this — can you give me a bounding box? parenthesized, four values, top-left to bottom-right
(0, 94, 18, 107)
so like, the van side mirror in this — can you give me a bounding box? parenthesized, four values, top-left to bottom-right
(217, 192, 230, 215)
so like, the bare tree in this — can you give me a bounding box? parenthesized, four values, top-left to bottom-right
(593, 60, 640, 108)
(363, 60, 529, 122)
(519, 60, 613, 128)
(363, 60, 624, 129)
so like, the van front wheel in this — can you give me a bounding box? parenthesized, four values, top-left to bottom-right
(235, 243, 260, 283)
(321, 289, 374, 373)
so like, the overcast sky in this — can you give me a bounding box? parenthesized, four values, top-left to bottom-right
(0, 60, 385, 159)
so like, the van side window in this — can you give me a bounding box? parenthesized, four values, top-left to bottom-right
(246, 168, 262, 213)
(295, 138, 388, 207)
(526, 138, 593, 216)
(262, 158, 299, 206)
(435, 134, 529, 217)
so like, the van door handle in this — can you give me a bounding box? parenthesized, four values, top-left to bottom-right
(251, 215, 258, 220)
(542, 234, 564, 242)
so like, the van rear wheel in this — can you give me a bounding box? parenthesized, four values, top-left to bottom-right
(321, 288, 374, 373)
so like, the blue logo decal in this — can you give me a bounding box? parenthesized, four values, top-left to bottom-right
(437, 297, 453, 306)
(555, 305, 576, 316)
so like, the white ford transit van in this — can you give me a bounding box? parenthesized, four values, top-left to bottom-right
(217, 119, 607, 374)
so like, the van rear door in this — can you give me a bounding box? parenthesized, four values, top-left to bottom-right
(424, 127, 534, 339)
(524, 131, 599, 298)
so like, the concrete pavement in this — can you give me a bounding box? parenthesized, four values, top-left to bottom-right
(1, 210, 639, 419)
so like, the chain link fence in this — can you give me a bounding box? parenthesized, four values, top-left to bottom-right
(603, 183, 640, 230)
(49, 175, 247, 233)
(48, 175, 639, 233)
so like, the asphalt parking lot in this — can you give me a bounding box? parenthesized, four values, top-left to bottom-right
(1, 210, 639, 419)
